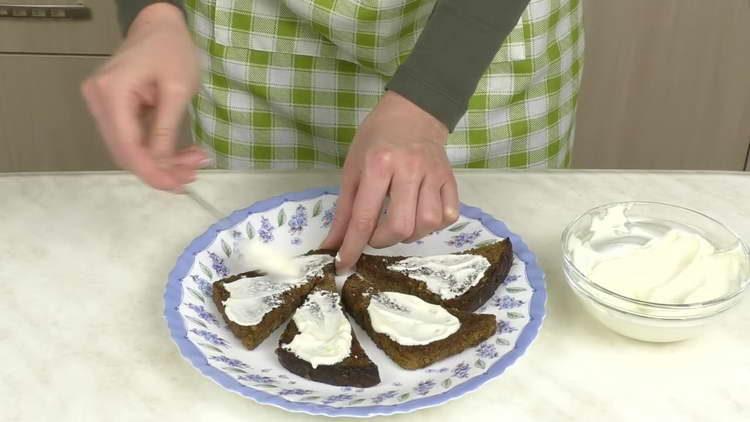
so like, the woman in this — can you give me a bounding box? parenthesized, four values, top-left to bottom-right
(82, 0, 584, 271)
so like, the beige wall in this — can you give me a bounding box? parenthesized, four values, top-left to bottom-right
(1, 0, 749, 172)
(573, 0, 750, 170)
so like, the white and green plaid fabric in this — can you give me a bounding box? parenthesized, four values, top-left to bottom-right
(185, 0, 584, 169)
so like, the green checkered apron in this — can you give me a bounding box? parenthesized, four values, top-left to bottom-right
(185, 0, 584, 169)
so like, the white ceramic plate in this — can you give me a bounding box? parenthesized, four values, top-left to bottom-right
(164, 187, 546, 417)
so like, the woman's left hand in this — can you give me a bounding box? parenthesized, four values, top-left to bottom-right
(321, 91, 460, 272)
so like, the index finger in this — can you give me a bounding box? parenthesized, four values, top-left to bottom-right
(319, 169, 359, 250)
(336, 172, 392, 272)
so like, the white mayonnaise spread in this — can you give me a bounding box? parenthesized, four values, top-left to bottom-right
(283, 290, 352, 368)
(367, 291, 460, 345)
(230, 239, 301, 278)
(570, 205, 748, 304)
(222, 254, 333, 326)
(387, 254, 491, 300)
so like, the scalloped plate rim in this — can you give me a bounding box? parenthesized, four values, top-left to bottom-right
(164, 186, 547, 417)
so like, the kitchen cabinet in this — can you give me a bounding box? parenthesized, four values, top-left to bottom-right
(0, 0, 121, 171)
(0, 54, 193, 172)
(0, 54, 116, 171)
(0, 1, 201, 172)
(573, 0, 750, 170)
(0, 0, 120, 54)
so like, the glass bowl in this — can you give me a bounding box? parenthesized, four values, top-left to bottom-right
(561, 201, 750, 342)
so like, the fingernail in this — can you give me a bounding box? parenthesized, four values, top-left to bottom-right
(336, 267, 354, 278)
(444, 207, 459, 220)
(336, 265, 353, 277)
(334, 253, 349, 276)
(199, 157, 213, 168)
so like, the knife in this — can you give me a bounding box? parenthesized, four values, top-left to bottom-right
(184, 186, 301, 278)
(184, 186, 226, 221)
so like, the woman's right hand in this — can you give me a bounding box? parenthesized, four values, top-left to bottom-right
(81, 3, 206, 191)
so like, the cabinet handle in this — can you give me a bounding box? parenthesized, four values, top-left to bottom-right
(0, 3, 91, 20)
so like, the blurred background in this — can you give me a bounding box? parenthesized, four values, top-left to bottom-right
(0, 0, 748, 172)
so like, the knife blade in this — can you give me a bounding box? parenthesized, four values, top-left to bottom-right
(184, 186, 225, 220)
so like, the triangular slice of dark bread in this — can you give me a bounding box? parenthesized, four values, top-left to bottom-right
(341, 274, 497, 370)
(212, 250, 335, 350)
(276, 277, 380, 387)
(356, 239, 513, 312)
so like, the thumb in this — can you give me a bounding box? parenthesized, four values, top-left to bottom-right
(149, 84, 191, 160)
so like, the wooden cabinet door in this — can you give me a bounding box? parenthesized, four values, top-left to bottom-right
(0, 55, 115, 171)
(573, 0, 750, 170)
(0, 0, 121, 54)
(0, 54, 193, 172)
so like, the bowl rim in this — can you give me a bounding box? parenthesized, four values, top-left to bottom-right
(560, 200, 750, 311)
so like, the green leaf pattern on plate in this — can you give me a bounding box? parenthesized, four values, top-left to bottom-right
(312, 199, 323, 217)
(221, 238, 232, 258)
(186, 287, 205, 303)
(246, 221, 255, 240)
(448, 221, 470, 232)
(507, 311, 525, 319)
(184, 315, 207, 328)
(197, 342, 223, 354)
(505, 286, 527, 293)
(199, 262, 213, 279)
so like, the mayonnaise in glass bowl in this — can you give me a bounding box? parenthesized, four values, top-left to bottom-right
(561, 202, 750, 342)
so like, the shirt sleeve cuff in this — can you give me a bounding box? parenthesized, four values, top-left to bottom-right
(386, 65, 467, 132)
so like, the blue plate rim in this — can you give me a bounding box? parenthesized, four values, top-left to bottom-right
(163, 186, 547, 417)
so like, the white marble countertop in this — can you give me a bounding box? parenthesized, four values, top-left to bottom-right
(1, 170, 748, 422)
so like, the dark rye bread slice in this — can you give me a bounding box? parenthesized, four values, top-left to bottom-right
(276, 277, 380, 387)
(341, 274, 497, 370)
(356, 238, 513, 312)
(212, 250, 335, 350)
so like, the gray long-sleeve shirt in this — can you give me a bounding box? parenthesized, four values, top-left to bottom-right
(118, 0, 530, 131)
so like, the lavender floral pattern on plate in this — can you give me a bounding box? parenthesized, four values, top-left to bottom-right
(164, 187, 546, 417)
